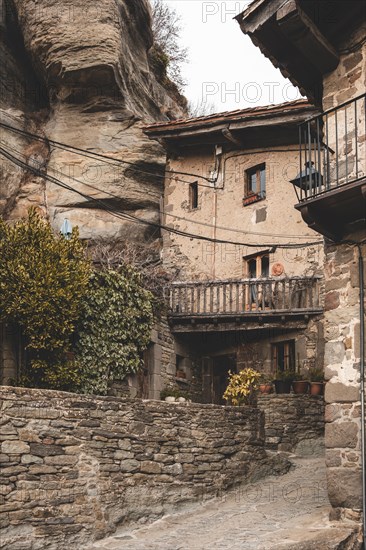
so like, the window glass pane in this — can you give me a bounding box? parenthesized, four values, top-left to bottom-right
(249, 172, 256, 193)
(190, 182, 198, 209)
(261, 255, 269, 277)
(248, 259, 257, 278)
(260, 167, 266, 196)
(272, 340, 296, 372)
(246, 164, 266, 197)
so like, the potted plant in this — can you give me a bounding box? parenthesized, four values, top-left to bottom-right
(291, 371, 310, 394)
(160, 386, 191, 403)
(223, 368, 261, 406)
(309, 367, 324, 395)
(273, 370, 294, 394)
(176, 370, 186, 379)
(258, 373, 273, 394)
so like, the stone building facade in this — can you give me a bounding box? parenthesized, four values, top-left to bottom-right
(236, 0, 366, 529)
(144, 101, 325, 403)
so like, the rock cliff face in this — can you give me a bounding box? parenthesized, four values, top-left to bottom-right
(0, 0, 185, 240)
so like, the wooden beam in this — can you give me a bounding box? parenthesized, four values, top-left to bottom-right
(236, 0, 285, 34)
(276, 0, 339, 74)
(222, 128, 244, 147)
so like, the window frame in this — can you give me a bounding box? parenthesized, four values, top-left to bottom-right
(189, 181, 199, 210)
(243, 163, 266, 206)
(271, 340, 296, 373)
(243, 251, 270, 278)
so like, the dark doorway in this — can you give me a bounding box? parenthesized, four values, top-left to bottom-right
(202, 354, 236, 404)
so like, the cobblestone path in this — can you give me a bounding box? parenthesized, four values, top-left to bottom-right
(88, 457, 360, 550)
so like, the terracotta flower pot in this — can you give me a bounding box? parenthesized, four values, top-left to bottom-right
(310, 382, 324, 396)
(292, 381, 310, 394)
(259, 383, 273, 394)
(176, 370, 186, 379)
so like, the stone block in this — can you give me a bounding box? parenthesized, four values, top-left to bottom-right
(29, 443, 65, 457)
(114, 450, 134, 460)
(140, 461, 161, 474)
(325, 403, 342, 422)
(325, 421, 358, 449)
(44, 455, 77, 466)
(324, 341, 345, 367)
(120, 459, 140, 472)
(162, 463, 182, 475)
(325, 449, 342, 467)
(324, 291, 340, 311)
(327, 467, 362, 508)
(324, 382, 359, 403)
(1, 440, 30, 454)
(21, 454, 43, 464)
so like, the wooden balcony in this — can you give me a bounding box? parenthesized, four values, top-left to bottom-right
(167, 277, 322, 333)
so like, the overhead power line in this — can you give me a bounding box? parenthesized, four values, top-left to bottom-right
(0, 120, 214, 187)
(0, 144, 322, 250)
(0, 139, 321, 242)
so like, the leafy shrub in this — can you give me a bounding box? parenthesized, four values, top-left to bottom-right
(75, 267, 154, 395)
(0, 209, 90, 388)
(223, 368, 261, 406)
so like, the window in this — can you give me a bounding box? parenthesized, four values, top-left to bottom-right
(272, 341, 295, 373)
(189, 182, 198, 209)
(243, 252, 270, 309)
(244, 164, 266, 205)
(243, 252, 269, 278)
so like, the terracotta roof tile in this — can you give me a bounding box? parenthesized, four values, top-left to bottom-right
(144, 99, 313, 134)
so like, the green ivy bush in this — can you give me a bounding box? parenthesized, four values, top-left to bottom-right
(0, 209, 90, 389)
(75, 267, 154, 395)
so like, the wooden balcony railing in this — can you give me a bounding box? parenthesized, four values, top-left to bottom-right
(168, 277, 322, 318)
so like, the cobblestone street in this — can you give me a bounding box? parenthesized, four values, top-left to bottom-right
(88, 456, 360, 550)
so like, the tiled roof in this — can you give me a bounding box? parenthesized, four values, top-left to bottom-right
(144, 99, 313, 134)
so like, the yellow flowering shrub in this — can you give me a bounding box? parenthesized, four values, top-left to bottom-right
(223, 368, 261, 406)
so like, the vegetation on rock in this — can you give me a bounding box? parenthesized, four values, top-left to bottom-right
(151, 0, 188, 90)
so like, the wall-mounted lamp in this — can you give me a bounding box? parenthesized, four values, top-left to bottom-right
(60, 218, 72, 240)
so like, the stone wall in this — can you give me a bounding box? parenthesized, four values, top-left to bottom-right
(258, 394, 324, 453)
(322, 239, 365, 519)
(0, 386, 270, 550)
(109, 316, 203, 403)
(321, 22, 366, 521)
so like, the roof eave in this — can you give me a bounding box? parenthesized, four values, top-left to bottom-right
(143, 104, 318, 141)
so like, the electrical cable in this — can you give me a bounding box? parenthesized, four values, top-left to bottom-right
(0, 120, 214, 187)
(0, 139, 322, 242)
(0, 143, 323, 250)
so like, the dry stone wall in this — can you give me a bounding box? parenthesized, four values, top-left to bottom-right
(0, 386, 269, 550)
(258, 394, 324, 454)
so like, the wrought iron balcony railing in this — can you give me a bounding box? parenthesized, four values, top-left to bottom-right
(168, 277, 322, 318)
(294, 93, 366, 201)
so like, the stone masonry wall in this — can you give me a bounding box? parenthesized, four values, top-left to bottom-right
(322, 24, 366, 521)
(322, 239, 365, 519)
(0, 386, 269, 550)
(258, 394, 324, 453)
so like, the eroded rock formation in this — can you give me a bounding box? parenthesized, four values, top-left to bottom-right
(0, 0, 185, 240)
